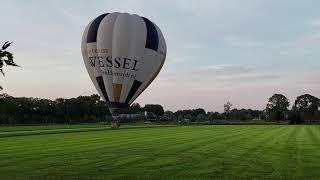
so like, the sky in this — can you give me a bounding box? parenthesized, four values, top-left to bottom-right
(1, 0, 320, 112)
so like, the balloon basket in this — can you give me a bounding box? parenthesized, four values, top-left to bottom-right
(111, 121, 120, 129)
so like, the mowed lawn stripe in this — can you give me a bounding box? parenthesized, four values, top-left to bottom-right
(266, 126, 306, 178)
(0, 125, 320, 179)
(0, 126, 261, 177)
(1, 127, 205, 166)
(0, 127, 185, 169)
(62, 126, 268, 177)
(3, 126, 274, 178)
(96, 126, 262, 166)
(188, 125, 287, 178)
(0, 125, 204, 155)
(146, 126, 281, 178)
(0, 124, 104, 132)
(300, 126, 320, 178)
(0, 124, 175, 138)
(0, 124, 179, 154)
(0, 125, 242, 152)
(45, 125, 256, 173)
(222, 125, 295, 178)
(0, 127, 239, 163)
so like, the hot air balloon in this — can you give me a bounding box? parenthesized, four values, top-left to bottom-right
(81, 12, 166, 121)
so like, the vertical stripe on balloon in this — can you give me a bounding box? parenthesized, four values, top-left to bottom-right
(95, 76, 109, 101)
(125, 80, 142, 104)
(87, 13, 109, 43)
(142, 17, 159, 51)
(112, 83, 123, 102)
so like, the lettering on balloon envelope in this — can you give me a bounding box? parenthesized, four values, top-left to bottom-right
(86, 53, 139, 80)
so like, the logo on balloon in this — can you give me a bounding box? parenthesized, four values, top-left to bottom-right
(86, 48, 139, 80)
(88, 56, 139, 71)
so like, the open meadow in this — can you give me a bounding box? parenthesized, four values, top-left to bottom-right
(1, 124, 320, 179)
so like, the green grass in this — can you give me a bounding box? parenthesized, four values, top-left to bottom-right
(0, 125, 320, 179)
(0, 124, 173, 138)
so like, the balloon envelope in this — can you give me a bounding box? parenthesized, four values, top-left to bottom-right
(81, 12, 166, 115)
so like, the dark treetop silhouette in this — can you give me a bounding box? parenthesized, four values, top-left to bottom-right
(0, 41, 19, 90)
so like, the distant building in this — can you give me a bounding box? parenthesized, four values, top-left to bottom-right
(144, 111, 157, 121)
(118, 111, 157, 121)
(118, 113, 142, 119)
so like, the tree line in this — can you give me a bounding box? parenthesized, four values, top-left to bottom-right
(0, 93, 166, 124)
(266, 93, 320, 124)
(1, 92, 319, 124)
(0, 94, 109, 124)
(162, 93, 319, 124)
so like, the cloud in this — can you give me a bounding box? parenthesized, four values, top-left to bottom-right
(199, 64, 253, 76)
(294, 71, 320, 85)
(303, 32, 320, 41)
(224, 36, 264, 48)
(160, 63, 282, 88)
(160, 64, 253, 82)
(60, 9, 89, 26)
(271, 30, 320, 56)
(311, 18, 320, 27)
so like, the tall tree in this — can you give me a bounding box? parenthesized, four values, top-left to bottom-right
(128, 103, 142, 113)
(0, 41, 19, 90)
(143, 104, 164, 116)
(224, 101, 232, 119)
(224, 101, 232, 113)
(290, 94, 320, 124)
(293, 94, 319, 113)
(266, 94, 290, 121)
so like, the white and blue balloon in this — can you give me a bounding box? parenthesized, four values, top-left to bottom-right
(81, 12, 166, 116)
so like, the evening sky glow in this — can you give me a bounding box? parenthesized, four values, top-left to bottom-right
(1, 0, 320, 111)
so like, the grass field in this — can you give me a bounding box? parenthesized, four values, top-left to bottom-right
(1, 125, 320, 179)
